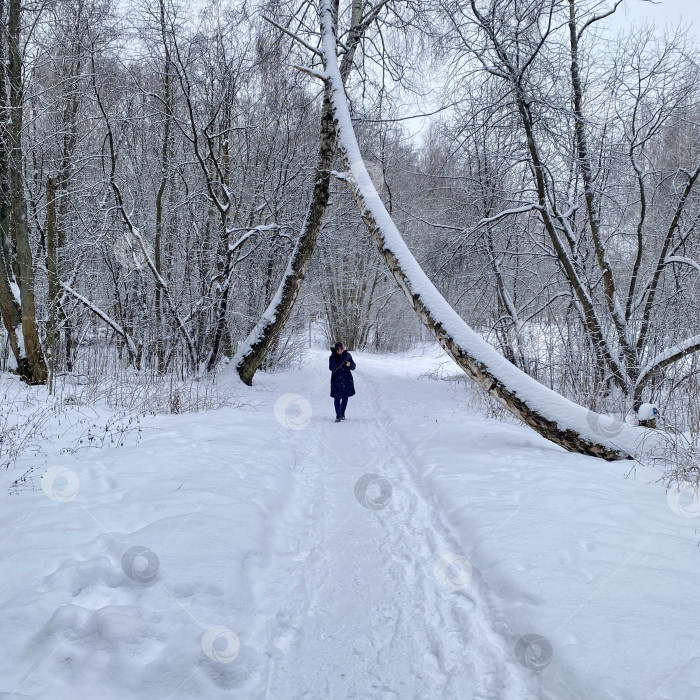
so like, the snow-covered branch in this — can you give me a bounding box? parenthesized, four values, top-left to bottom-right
(262, 15, 323, 57)
(60, 282, 139, 360)
(664, 256, 700, 275)
(637, 334, 700, 388)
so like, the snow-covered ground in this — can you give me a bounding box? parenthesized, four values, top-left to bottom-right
(1, 345, 699, 699)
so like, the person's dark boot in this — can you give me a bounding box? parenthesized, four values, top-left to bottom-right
(340, 415, 346, 420)
(335, 416, 342, 422)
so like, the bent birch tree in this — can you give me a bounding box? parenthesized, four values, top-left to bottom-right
(315, 0, 637, 460)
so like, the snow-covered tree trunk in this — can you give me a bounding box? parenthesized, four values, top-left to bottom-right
(0, 0, 47, 384)
(567, 0, 637, 382)
(0, 12, 28, 379)
(233, 85, 336, 385)
(317, 0, 635, 460)
(233, 0, 365, 386)
(0, 237, 30, 379)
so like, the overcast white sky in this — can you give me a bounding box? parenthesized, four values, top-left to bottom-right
(608, 0, 699, 38)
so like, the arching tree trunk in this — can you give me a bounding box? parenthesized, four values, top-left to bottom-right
(317, 0, 636, 460)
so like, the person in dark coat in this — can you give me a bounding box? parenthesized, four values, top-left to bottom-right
(329, 341, 356, 422)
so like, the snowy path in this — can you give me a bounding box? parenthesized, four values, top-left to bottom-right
(3, 346, 700, 699)
(245, 363, 529, 698)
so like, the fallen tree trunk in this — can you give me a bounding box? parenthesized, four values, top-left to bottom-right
(318, 0, 638, 460)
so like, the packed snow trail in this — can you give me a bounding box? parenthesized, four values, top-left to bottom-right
(244, 358, 531, 698)
(3, 346, 700, 699)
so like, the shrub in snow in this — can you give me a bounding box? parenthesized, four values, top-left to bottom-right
(643, 428, 700, 489)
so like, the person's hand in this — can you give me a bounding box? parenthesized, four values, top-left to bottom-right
(346, 361, 350, 367)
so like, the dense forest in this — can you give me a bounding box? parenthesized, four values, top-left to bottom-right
(2, 0, 700, 451)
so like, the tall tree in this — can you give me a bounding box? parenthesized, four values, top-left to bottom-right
(0, 0, 47, 384)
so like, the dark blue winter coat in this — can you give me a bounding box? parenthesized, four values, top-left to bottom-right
(329, 350, 356, 398)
